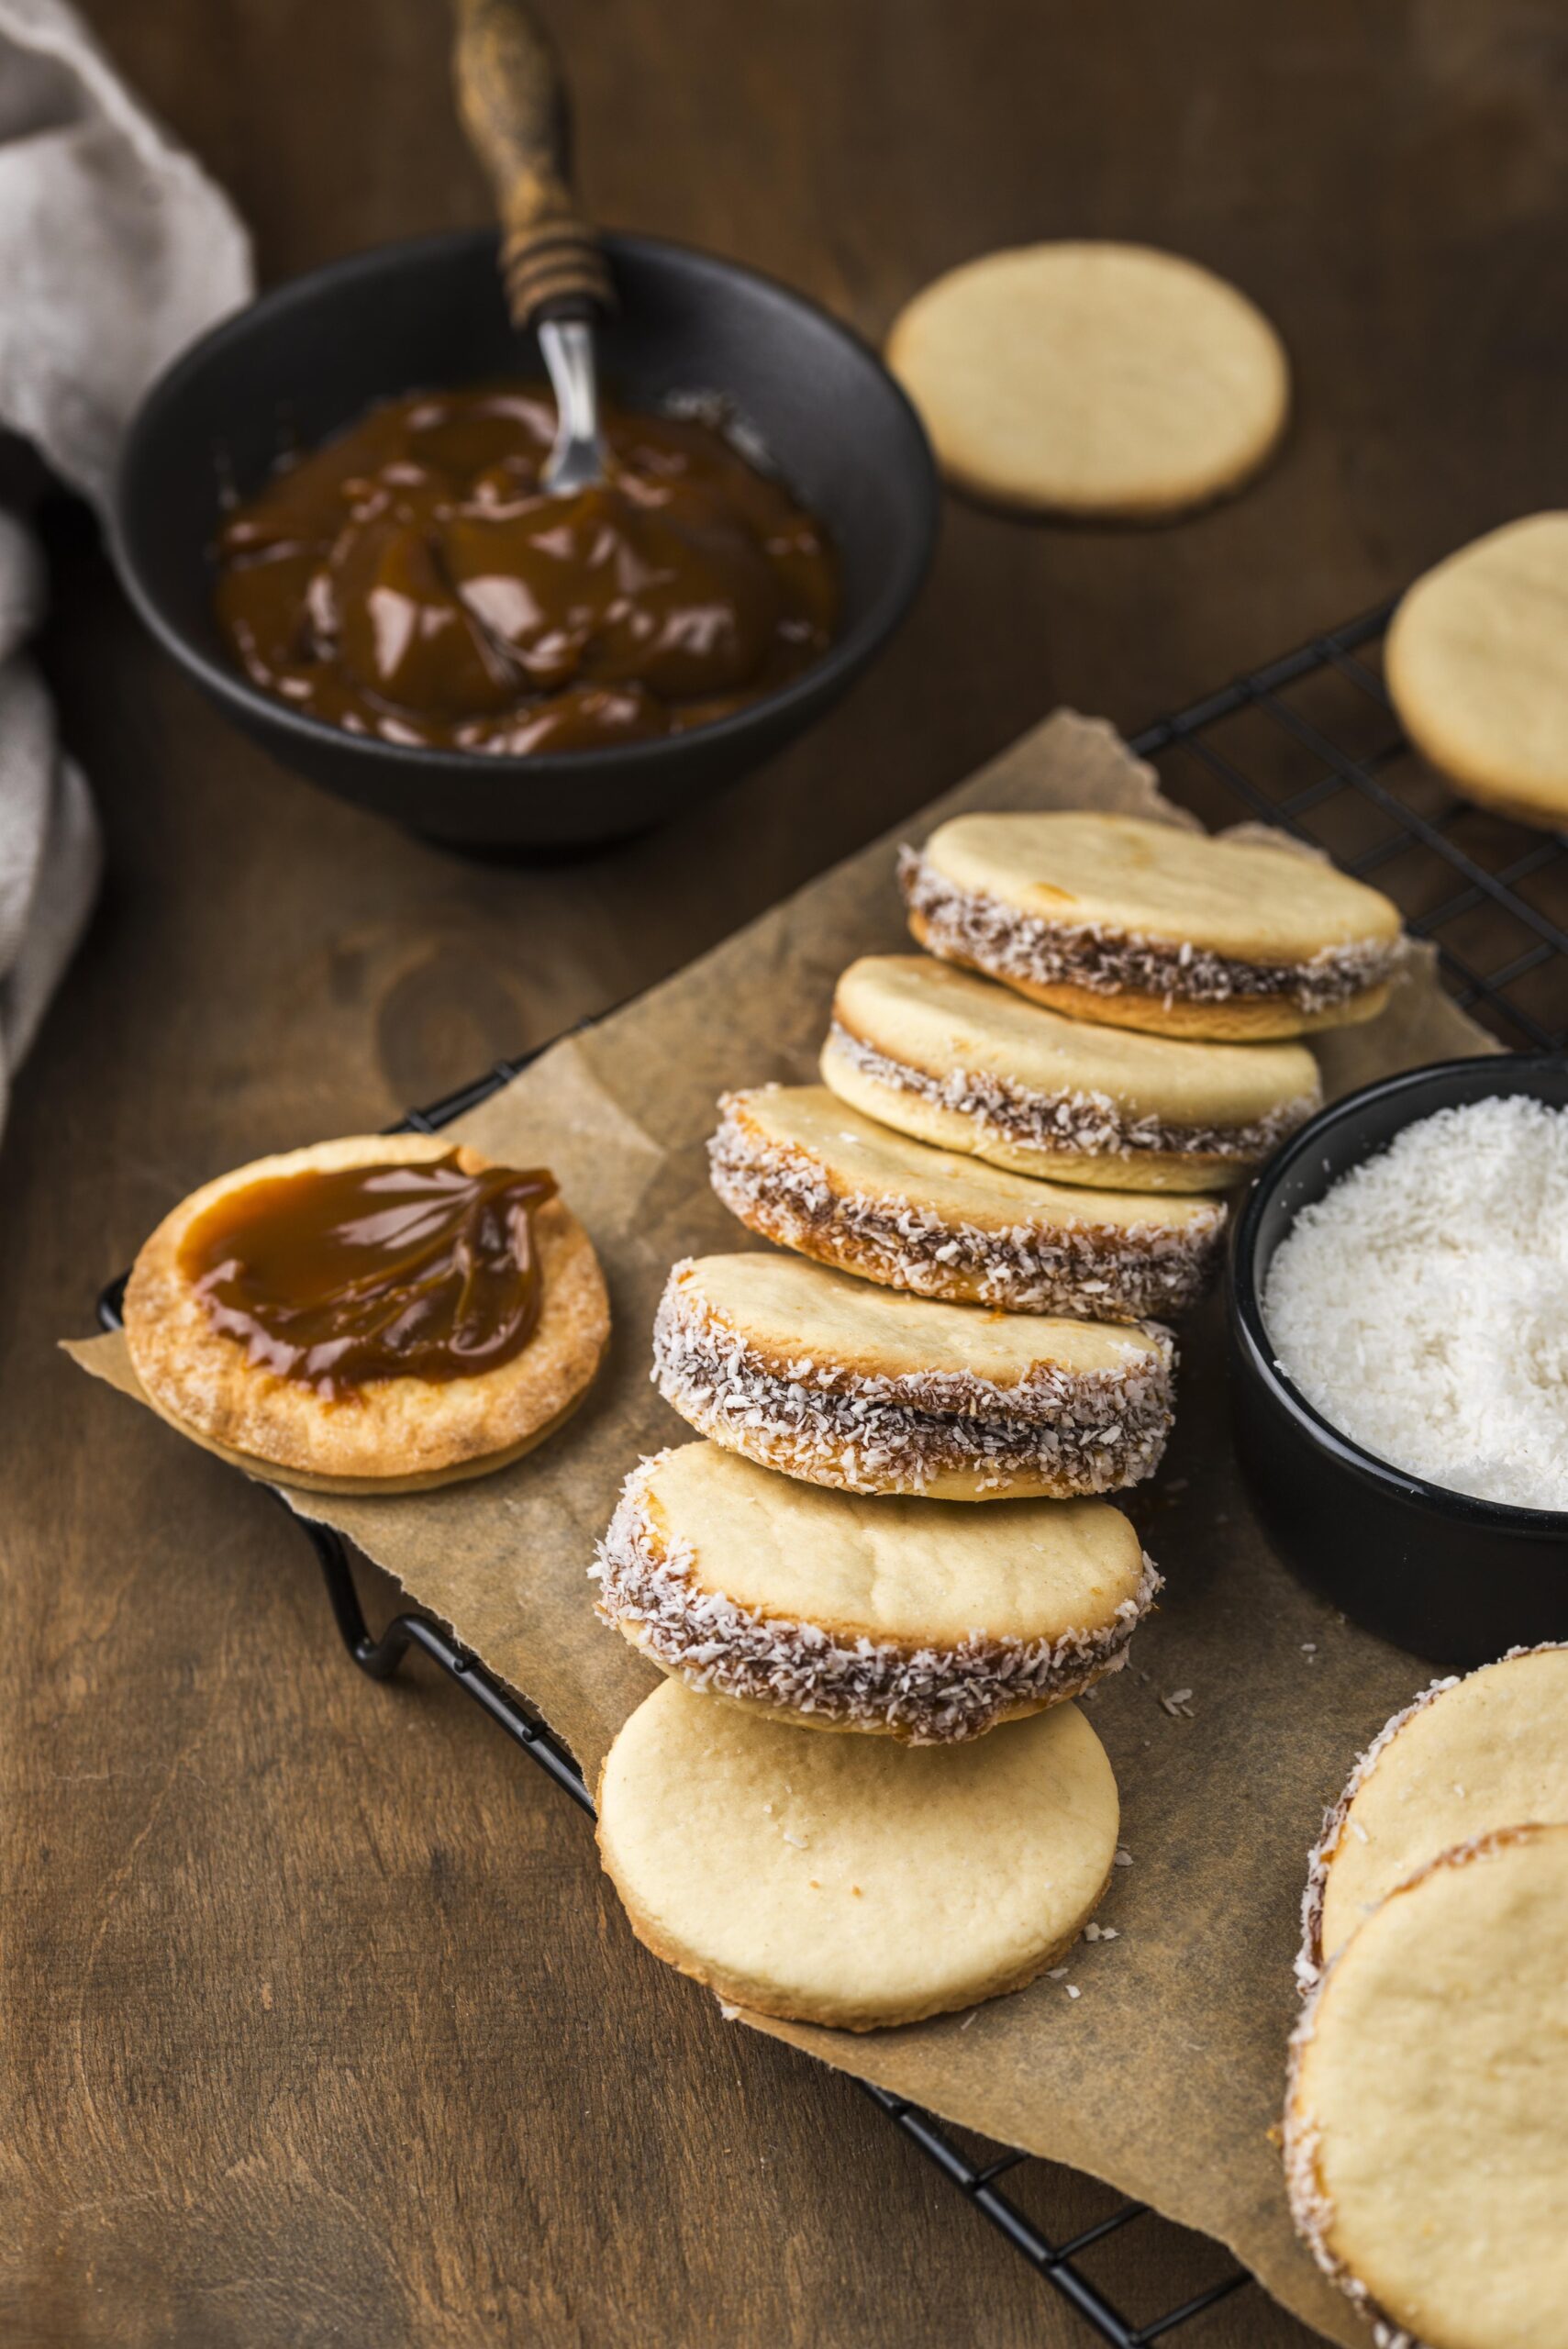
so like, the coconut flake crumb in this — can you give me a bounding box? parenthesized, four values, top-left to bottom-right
(1066, 1985, 1082, 1999)
(1266, 1096, 1568, 1510)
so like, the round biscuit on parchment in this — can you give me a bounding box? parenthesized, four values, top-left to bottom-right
(1385, 511, 1568, 829)
(123, 1133, 609, 1491)
(1285, 1822, 1568, 2349)
(596, 1675, 1120, 2029)
(886, 241, 1289, 518)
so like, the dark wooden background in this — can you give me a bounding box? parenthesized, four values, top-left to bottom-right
(6, 4, 1564, 2343)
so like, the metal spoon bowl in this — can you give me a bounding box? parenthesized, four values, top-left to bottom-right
(539, 317, 604, 495)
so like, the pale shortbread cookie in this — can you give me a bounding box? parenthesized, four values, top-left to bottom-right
(594, 1440, 1160, 1742)
(651, 1252, 1173, 1500)
(1386, 513, 1568, 829)
(823, 955, 1320, 1192)
(1297, 1643, 1568, 1988)
(124, 1134, 610, 1490)
(596, 1675, 1120, 2029)
(1285, 1824, 1568, 2349)
(903, 812, 1402, 1040)
(710, 1084, 1225, 1320)
(886, 241, 1289, 518)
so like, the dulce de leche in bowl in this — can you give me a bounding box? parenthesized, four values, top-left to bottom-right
(213, 382, 840, 757)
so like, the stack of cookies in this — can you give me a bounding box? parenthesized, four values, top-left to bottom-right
(1285, 1645, 1568, 2349)
(593, 810, 1404, 2033)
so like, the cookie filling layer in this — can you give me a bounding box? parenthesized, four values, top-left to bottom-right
(902, 848, 1402, 1015)
(652, 1274, 1173, 1496)
(708, 1108, 1225, 1321)
(828, 1022, 1318, 1165)
(593, 1453, 1162, 1742)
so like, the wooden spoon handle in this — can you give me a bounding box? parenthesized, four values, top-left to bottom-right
(450, 0, 613, 327)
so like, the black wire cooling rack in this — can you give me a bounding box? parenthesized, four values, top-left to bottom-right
(95, 604, 1568, 2347)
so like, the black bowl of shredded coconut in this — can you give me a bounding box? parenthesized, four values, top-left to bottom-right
(1228, 1053, 1568, 1665)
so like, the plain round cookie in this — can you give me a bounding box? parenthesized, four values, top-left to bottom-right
(823, 954, 1320, 1192)
(904, 812, 1402, 1040)
(652, 1250, 1173, 1500)
(594, 1440, 1160, 1742)
(709, 1085, 1227, 1320)
(124, 1134, 610, 1490)
(1386, 513, 1568, 828)
(1286, 1824, 1568, 2349)
(596, 1676, 1120, 2028)
(886, 241, 1289, 518)
(1300, 1643, 1568, 1985)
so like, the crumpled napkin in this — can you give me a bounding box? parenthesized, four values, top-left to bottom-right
(0, 0, 252, 1132)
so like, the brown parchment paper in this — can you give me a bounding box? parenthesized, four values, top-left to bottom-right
(69, 712, 1496, 2347)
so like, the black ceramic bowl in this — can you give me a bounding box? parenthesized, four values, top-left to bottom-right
(112, 229, 938, 851)
(1229, 1052, 1568, 1667)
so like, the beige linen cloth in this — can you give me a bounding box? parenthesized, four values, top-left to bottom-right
(0, 0, 251, 1132)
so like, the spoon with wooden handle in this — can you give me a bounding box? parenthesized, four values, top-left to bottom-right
(450, 0, 614, 493)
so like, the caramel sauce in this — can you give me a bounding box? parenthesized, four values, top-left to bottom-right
(180, 1152, 557, 1397)
(214, 384, 839, 753)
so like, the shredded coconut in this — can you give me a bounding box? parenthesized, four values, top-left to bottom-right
(1264, 1096, 1568, 1511)
(828, 1021, 1317, 1169)
(707, 1096, 1226, 1324)
(901, 846, 1402, 1015)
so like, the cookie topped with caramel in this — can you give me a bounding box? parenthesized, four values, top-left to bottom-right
(124, 1134, 609, 1491)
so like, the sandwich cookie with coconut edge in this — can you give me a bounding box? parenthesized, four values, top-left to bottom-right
(709, 1084, 1227, 1321)
(651, 1250, 1173, 1499)
(1296, 1642, 1568, 1991)
(595, 1439, 1161, 1742)
(822, 955, 1320, 1192)
(1285, 1821, 1568, 2349)
(902, 810, 1403, 1040)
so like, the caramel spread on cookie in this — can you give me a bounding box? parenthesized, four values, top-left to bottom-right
(179, 1152, 557, 1396)
(214, 384, 839, 752)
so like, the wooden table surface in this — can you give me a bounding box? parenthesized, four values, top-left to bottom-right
(6, 5, 1564, 2343)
